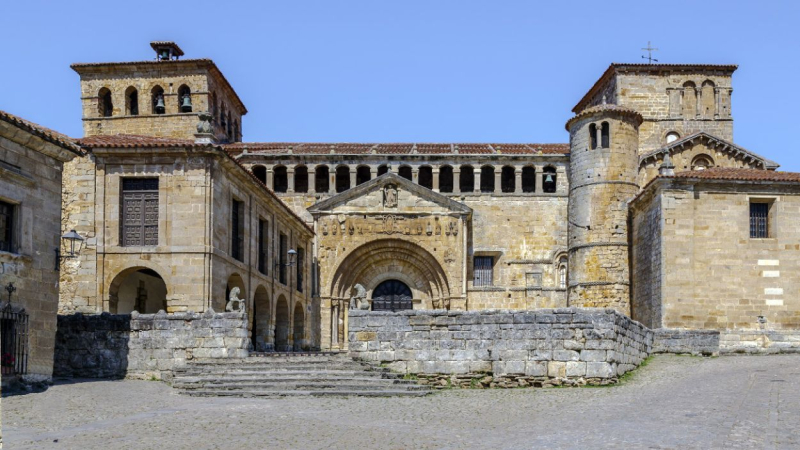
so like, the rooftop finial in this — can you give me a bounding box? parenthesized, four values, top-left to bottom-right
(641, 41, 659, 64)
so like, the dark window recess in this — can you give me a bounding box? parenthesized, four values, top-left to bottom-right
(258, 219, 268, 275)
(0, 201, 14, 252)
(601, 122, 610, 148)
(480, 167, 495, 193)
(356, 166, 371, 185)
(439, 166, 453, 193)
(419, 167, 433, 189)
(295, 166, 309, 192)
(279, 233, 287, 285)
(273, 166, 288, 193)
(460, 166, 475, 193)
(750, 203, 769, 238)
(522, 166, 536, 192)
(371, 280, 413, 312)
(121, 178, 159, 246)
(315, 166, 330, 192)
(543, 168, 557, 193)
(296, 247, 304, 293)
(589, 123, 597, 149)
(335, 166, 350, 193)
(231, 199, 244, 261)
(1, 306, 29, 376)
(377, 165, 389, 176)
(474, 256, 494, 287)
(398, 166, 412, 181)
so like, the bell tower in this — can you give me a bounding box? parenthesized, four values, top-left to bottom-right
(565, 103, 642, 314)
(71, 41, 247, 142)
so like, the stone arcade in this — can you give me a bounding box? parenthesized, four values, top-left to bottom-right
(3, 41, 799, 388)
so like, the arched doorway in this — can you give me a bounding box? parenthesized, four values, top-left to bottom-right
(109, 267, 167, 314)
(252, 286, 270, 351)
(274, 296, 290, 351)
(293, 302, 305, 351)
(372, 280, 413, 312)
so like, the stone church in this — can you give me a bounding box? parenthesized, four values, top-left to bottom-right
(51, 41, 799, 362)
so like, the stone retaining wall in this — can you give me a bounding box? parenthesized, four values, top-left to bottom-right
(720, 329, 800, 354)
(651, 329, 720, 356)
(54, 310, 249, 380)
(348, 308, 652, 387)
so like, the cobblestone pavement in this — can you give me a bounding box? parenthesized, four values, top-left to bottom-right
(3, 355, 799, 450)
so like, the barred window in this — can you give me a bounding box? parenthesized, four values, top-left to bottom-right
(121, 178, 158, 247)
(474, 256, 494, 287)
(258, 219, 268, 275)
(296, 247, 304, 293)
(750, 202, 769, 239)
(231, 199, 244, 261)
(0, 201, 14, 253)
(279, 233, 288, 285)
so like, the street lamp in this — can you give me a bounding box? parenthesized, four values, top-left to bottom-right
(55, 229, 84, 271)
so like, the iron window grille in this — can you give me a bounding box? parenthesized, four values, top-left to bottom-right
(750, 202, 769, 238)
(474, 256, 494, 287)
(121, 178, 159, 247)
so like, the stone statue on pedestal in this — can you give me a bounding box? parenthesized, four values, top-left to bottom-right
(226, 287, 246, 313)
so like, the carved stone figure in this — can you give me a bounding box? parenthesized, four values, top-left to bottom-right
(226, 287, 246, 313)
(349, 283, 369, 310)
(384, 184, 398, 208)
(196, 111, 213, 134)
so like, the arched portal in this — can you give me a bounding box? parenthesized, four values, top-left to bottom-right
(251, 286, 270, 351)
(293, 302, 305, 351)
(274, 296, 290, 351)
(329, 239, 451, 307)
(372, 279, 413, 311)
(108, 267, 167, 314)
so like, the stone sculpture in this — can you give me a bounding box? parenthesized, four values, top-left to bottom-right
(349, 283, 369, 310)
(225, 287, 246, 313)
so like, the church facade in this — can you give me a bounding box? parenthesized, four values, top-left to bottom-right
(56, 42, 799, 355)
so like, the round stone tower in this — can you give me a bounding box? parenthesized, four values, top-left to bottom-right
(565, 104, 643, 314)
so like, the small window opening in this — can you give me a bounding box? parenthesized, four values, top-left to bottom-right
(273, 166, 288, 193)
(460, 166, 475, 193)
(316, 166, 330, 192)
(501, 166, 515, 193)
(543, 167, 557, 193)
(398, 166, 412, 181)
(480, 166, 495, 193)
(439, 166, 453, 193)
(356, 166, 371, 185)
(295, 166, 308, 193)
(419, 166, 433, 189)
(601, 122, 610, 148)
(335, 166, 350, 193)
(125, 87, 139, 116)
(589, 123, 597, 149)
(522, 166, 536, 193)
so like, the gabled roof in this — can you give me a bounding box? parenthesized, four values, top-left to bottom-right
(225, 142, 569, 156)
(0, 109, 83, 155)
(307, 172, 472, 216)
(639, 132, 779, 170)
(77, 134, 204, 148)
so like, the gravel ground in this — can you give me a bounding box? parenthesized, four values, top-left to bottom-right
(3, 354, 799, 450)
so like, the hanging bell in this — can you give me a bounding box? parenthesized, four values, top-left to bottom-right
(155, 96, 165, 114)
(159, 49, 170, 60)
(180, 95, 192, 112)
(544, 173, 554, 183)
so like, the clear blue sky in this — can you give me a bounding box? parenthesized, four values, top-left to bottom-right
(3, 1, 799, 170)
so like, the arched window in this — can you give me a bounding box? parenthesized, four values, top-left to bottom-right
(419, 166, 433, 189)
(226, 112, 232, 138)
(356, 166, 371, 185)
(252, 165, 267, 184)
(666, 131, 680, 144)
(682, 81, 697, 117)
(233, 120, 240, 142)
(398, 165, 412, 181)
(522, 166, 536, 193)
(701, 80, 716, 118)
(691, 155, 714, 171)
(336, 166, 350, 192)
(178, 84, 192, 112)
(601, 122, 610, 148)
(210, 92, 218, 123)
(460, 165, 475, 193)
(480, 165, 495, 193)
(543, 166, 557, 193)
(220, 104, 227, 130)
(273, 166, 288, 193)
(151, 86, 165, 114)
(315, 166, 330, 193)
(558, 257, 568, 289)
(377, 165, 389, 176)
(98, 88, 113, 117)
(589, 123, 597, 149)
(439, 165, 453, 193)
(125, 87, 138, 116)
(501, 166, 515, 193)
(295, 166, 308, 193)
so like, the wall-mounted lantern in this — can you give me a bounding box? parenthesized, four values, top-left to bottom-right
(55, 229, 84, 271)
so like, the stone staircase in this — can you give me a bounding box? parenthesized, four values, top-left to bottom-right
(172, 352, 430, 398)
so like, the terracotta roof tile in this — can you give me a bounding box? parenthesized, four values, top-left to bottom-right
(670, 167, 800, 183)
(224, 142, 569, 156)
(77, 134, 201, 148)
(0, 109, 83, 154)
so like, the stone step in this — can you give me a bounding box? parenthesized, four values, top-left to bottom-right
(173, 375, 415, 386)
(177, 389, 431, 398)
(174, 382, 428, 391)
(174, 368, 395, 377)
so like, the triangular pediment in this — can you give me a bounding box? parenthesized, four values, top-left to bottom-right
(640, 132, 779, 170)
(308, 173, 472, 216)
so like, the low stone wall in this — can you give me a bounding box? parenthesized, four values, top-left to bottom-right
(651, 329, 720, 356)
(348, 308, 652, 387)
(720, 329, 800, 354)
(54, 310, 249, 380)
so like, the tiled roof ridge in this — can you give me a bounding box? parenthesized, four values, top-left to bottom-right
(224, 142, 570, 155)
(565, 103, 643, 131)
(0, 109, 83, 154)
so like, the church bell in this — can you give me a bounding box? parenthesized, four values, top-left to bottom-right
(544, 173, 554, 183)
(155, 96, 165, 113)
(180, 95, 192, 112)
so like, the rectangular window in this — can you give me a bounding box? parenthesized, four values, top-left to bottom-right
(121, 178, 159, 247)
(474, 256, 494, 287)
(279, 233, 287, 285)
(257, 219, 268, 275)
(231, 199, 244, 261)
(750, 202, 769, 238)
(296, 247, 304, 293)
(0, 201, 15, 253)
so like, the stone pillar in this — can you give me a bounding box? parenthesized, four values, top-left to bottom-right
(695, 87, 702, 119)
(328, 165, 336, 194)
(494, 169, 502, 194)
(714, 87, 721, 119)
(307, 165, 316, 194)
(453, 169, 461, 194)
(370, 166, 378, 180)
(266, 167, 274, 190)
(432, 168, 440, 192)
(596, 126, 602, 148)
(349, 167, 357, 189)
(412, 167, 419, 184)
(535, 165, 544, 193)
(473, 169, 481, 193)
(514, 168, 522, 193)
(287, 167, 295, 193)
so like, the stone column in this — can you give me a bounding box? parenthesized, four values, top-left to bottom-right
(349, 167, 357, 189)
(412, 167, 419, 184)
(266, 167, 274, 191)
(473, 169, 481, 193)
(695, 87, 702, 119)
(370, 166, 378, 181)
(494, 169, 502, 194)
(535, 165, 544, 193)
(432, 168, 440, 192)
(596, 126, 602, 148)
(714, 87, 721, 119)
(514, 168, 522, 193)
(453, 169, 461, 194)
(328, 165, 336, 194)
(307, 165, 316, 194)
(287, 167, 295, 193)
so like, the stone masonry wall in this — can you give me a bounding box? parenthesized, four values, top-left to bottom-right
(54, 310, 249, 381)
(349, 308, 652, 387)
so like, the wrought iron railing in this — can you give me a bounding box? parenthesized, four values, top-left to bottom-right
(1, 303, 29, 376)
